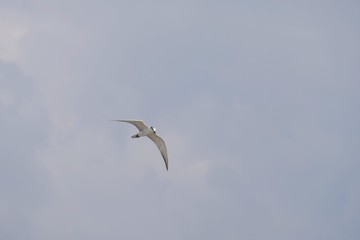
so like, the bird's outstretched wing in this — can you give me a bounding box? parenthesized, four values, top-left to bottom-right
(113, 120, 147, 131)
(147, 134, 169, 171)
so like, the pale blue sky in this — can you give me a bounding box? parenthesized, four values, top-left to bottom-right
(1, 1, 359, 239)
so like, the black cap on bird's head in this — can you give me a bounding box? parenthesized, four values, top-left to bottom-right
(150, 126, 156, 134)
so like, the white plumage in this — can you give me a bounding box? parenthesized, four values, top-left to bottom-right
(113, 119, 169, 171)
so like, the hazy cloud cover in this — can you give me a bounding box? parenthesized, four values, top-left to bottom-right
(1, 1, 359, 239)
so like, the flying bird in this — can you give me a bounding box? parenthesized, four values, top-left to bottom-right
(113, 120, 169, 171)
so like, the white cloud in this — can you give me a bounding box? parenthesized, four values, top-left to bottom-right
(0, 9, 28, 62)
(1, 1, 359, 239)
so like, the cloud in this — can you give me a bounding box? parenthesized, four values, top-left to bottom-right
(1, 1, 359, 239)
(0, 8, 28, 62)
(0, 61, 49, 239)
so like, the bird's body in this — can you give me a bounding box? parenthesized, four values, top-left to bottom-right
(113, 119, 169, 170)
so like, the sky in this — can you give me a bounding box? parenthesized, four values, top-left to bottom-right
(1, 1, 359, 239)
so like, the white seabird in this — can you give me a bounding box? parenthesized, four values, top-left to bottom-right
(113, 119, 169, 171)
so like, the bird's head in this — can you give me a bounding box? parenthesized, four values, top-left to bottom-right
(150, 126, 156, 134)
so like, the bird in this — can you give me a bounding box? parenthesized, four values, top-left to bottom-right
(113, 119, 169, 171)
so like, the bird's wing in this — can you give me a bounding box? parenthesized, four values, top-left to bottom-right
(113, 120, 147, 131)
(147, 134, 169, 171)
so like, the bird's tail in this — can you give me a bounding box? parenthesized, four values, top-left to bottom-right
(131, 134, 140, 138)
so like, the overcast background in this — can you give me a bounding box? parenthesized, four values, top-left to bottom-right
(1, 1, 359, 239)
